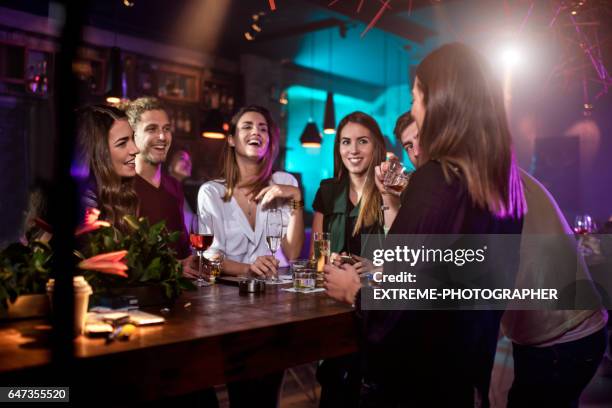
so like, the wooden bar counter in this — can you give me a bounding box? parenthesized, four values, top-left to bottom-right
(0, 283, 358, 403)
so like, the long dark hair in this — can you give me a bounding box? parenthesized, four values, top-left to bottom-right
(415, 43, 526, 218)
(76, 104, 138, 232)
(220, 105, 279, 201)
(333, 111, 386, 235)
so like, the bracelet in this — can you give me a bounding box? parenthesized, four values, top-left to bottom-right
(381, 205, 390, 211)
(290, 199, 304, 210)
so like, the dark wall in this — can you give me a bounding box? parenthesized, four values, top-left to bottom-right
(0, 96, 29, 245)
(510, 79, 612, 225)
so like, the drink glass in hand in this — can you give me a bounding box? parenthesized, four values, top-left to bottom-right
(574, 214, 594, 235)
(574, 214, 596, 256)
(190, 214, 214, 287)
(266, 208, 283, 282)
(383, 158, 410, 194)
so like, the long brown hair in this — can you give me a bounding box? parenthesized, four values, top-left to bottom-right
(220, 106, 279, 201)
(76, 105, 138, 232)
(415, 43, 526, 218)
(334, 111, 386, 235)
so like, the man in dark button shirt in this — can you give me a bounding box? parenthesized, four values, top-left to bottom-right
(125, 97, 197, 276)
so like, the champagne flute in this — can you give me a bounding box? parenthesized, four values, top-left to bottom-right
(266, 208, 283, 282)
(190, 214, 214, 287)
(313, 232, 330, 288)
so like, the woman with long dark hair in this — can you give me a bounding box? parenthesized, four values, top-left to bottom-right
(75, 105, 139, 233)
(311, 111, 386, 261)
(324, 43, 526, 407)
(311, 111, 386, 407)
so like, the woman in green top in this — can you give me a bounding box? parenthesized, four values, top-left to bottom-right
(311, 111, 386, 407)
(311, 111, 386, 264)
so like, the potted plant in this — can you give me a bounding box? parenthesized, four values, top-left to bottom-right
(0, 239, 52, 318)
(0, 208, 195, 317)
(79, 212, 196, 306)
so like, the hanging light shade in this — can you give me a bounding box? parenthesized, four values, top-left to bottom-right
(201, 109, 226, 139)
(300, 121, 322, 148)
(323, 92, 336, 134)
(105, 47, 123, 104)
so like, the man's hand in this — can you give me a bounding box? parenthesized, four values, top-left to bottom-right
(181, 255, 204, 279)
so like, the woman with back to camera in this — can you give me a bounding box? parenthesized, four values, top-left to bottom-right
(311, 111, 386, 407)
(324, 43, 526, 407)
(385, 108, 608, 407)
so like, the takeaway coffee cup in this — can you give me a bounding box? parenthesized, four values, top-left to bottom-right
(46, 276, 93, 336)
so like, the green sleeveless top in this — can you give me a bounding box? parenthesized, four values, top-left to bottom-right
(312, 177, 384, 255)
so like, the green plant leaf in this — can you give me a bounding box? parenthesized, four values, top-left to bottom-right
(141, 257, 161, 282)
(167, 231, 180, 243)
(103, 235, 115, 249)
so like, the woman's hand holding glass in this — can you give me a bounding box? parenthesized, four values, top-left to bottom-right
(324, 263, 361, 305)
(249, 255, 279, 279)
(375, 163, 402, 200)
(265, 208, 284, 282)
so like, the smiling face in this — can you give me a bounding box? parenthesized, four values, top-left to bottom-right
(400, 121, 420, 166)
(134, 109, 172, 165)
(229, 111, 270, 161)
(338, 122, 375, 176)
(108, 118, 139, 177)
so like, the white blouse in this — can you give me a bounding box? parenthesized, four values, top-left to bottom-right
(197, 171, 298, 267)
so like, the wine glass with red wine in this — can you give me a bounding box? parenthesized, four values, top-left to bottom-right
(574, 214, 596, 257)
(574, 215, 594, 235)
(190, 214, 215, 287)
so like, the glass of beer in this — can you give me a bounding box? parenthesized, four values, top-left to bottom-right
(313, 232, 330, 288)
(204, 249, 224, 284)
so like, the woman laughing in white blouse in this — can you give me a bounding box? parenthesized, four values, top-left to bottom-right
(198, 105, 304, 279)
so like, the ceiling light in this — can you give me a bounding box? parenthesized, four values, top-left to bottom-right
(300, 121, 322, 148)
(323, 92, 336, 134)
(105, 47, 123, 104)
(202, 109, 226, 139)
